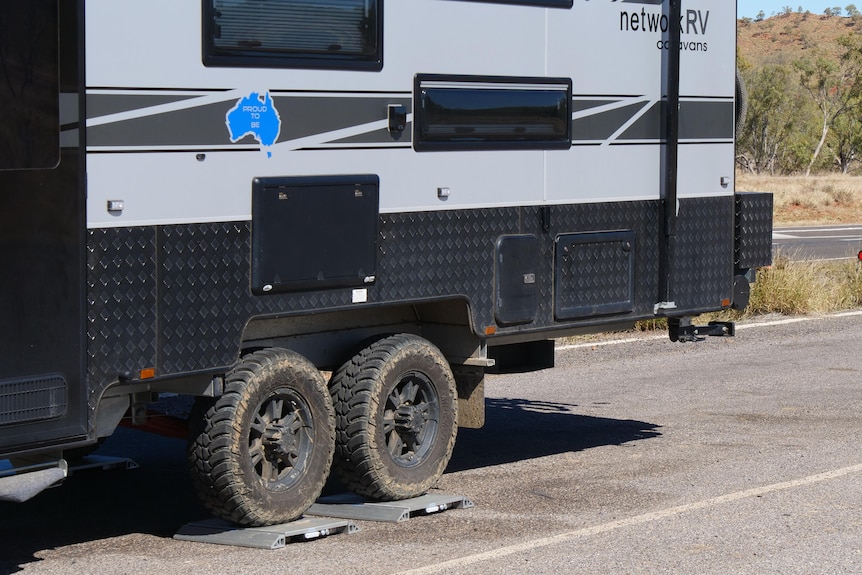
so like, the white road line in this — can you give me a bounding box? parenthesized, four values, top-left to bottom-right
(776, 227, 862, 233)
(557, 336, 662, 350)
(775, 235, 862, 240)
(398, 463, 862, 575)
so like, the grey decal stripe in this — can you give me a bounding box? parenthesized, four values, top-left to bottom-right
(274, 96, 411, 142)
(679, 101, 733, 140)
(88, 101, 230, 147)
(331, 125, 412, 145)
(85, 93, 733, 148)
(86, 93, 412, 148)
(573, 101, 649, 142)
(615, 100, 734, 142)
(619, 101, 663, 140)
(88, 94, 201, 119)
(572, 100, 622, 113)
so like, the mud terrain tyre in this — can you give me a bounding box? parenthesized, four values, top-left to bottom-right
(187, 348, 335, 526)
(330, 334, 457, 501)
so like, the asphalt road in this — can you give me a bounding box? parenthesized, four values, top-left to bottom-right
(773, 225, 862, 261)
(2, 313, 861, 574)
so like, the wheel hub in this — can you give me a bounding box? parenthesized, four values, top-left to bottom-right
(261, 420, 299, 460)
(394, 404, 425, 435)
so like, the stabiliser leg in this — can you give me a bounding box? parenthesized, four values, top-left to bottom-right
(668, 317, 735, 343)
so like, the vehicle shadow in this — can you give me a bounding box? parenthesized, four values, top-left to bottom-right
(448, 396, 661, 472)
(0, 427, 199, 575)
(0, 398, 659, 574)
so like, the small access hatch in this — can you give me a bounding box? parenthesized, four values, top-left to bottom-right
(494, 234, 540, 326)
(554, 230, 635, 320)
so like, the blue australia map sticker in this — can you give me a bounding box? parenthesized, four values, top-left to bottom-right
(226, 91, 282, 158)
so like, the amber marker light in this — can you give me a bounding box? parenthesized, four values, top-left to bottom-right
(139, 368, 156, 380)
(484, 325, 497, 336)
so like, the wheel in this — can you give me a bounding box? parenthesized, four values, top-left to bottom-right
(187, 348, 335, 526)
(330, 334, 458, 501)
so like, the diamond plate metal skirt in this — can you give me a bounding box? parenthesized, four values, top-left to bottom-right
(87, 197, 738, 391)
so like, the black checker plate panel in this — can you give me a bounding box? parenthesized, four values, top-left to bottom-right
(87, 197, 735, 388)
(671, 196, 735, 310)
(87, 227, 157, 392)
(735, 192, 774, 269)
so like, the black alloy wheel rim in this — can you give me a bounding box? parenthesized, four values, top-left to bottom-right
(382, 370, 440, 468)
(249, 389, 314, 490)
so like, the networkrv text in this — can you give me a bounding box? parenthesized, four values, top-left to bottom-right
(620, 9, 710, 52)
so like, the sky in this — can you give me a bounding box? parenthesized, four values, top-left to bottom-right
(737, 1, 854, 19)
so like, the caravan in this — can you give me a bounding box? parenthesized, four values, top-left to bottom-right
(0, 0, 771, 526)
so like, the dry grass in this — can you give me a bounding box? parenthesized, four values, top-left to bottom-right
(741, 253, 862, 315)
(737, 173, 862, 225)
(626, 256, 862, 335)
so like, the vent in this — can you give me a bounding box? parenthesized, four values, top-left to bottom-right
(0, 375, 67, 426)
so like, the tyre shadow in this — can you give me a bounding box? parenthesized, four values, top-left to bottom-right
(447, 397, 661, 472)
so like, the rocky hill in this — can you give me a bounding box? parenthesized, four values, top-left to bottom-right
(737, 11, 862, 66)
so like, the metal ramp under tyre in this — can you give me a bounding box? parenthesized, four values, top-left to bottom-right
(174, 516, 359, 549)
(307, 492, 474, 523)
(173, 492, 473, 549)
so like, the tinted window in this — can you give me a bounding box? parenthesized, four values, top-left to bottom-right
(415, 76, 572, 151)
(456, 0, 573, 7)
(0, 0, 60, 171)
(203, 0, 382, 70)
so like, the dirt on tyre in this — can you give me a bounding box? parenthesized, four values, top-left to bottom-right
(187, 348, 335, 526)
(330, 334, 458, 501)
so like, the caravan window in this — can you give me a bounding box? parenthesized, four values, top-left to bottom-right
(203, 0, 383, 71)
(414, 76, 572, 152)
(456, 0, 573, 7)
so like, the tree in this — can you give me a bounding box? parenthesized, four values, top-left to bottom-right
(825, 37, 862, 173)
(794, 36, 862, 176)
(828, 102, 862, 173)
(847, 4, 861, 17)
(737, 64, 812, 174)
